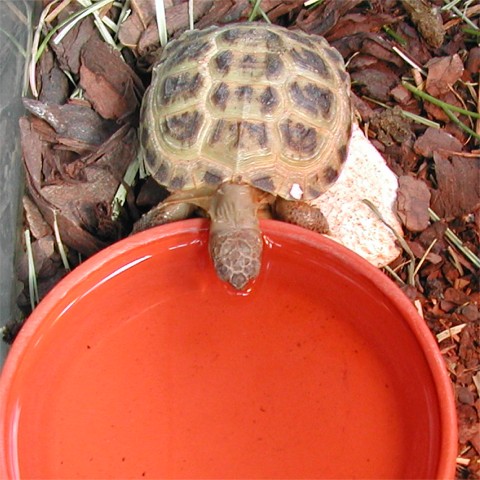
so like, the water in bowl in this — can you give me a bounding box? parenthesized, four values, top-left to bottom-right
(3, 223, 441, 479)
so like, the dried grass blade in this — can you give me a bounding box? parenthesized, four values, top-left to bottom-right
(111, 157, 140, 221)
(45, 0, 72, 24)
(55, 0, 116, 47)
(154, 0, 168, 47)
(24, 229, 39, 310)
(363, 198, 416, 285)
(30, 0, 63, 97)
(114, 0, 131, 42)
(53, 210, 71, 272)
(392, 47, 427, 76)
(412, 238, 437, 277)
(436, 323, 467, 342)
(188, 0, 194, 30)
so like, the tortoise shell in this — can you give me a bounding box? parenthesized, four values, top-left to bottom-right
(140, 22, 352, 201)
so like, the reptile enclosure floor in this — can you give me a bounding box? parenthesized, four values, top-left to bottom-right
(0, 220, 456, 479)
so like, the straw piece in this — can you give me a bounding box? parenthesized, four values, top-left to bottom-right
(436, 323, 467, 343)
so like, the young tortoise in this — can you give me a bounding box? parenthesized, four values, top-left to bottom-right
(135, 22, 352, 290)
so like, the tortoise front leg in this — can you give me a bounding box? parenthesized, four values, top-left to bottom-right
(132, 201, 196, 233)
(274, 197, 330, 234)
(132, 188, 213, 233)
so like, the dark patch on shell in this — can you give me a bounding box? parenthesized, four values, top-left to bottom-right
(325, 47, 344, 66)
(338, 144, 348, 163)
(306, 173, 324, 198)
(144, 146, 157, 171)
(162, 28, 212, 54)
(163, 111, 203, 146)
(140, 126, 149, 149)
(220, 28, 245, 43)
(307, 186, 321, 198)
(289, 82, 333, 118)
(160, 72, 203, 105)
(266, 54, 284, 79)
(208, 120, 268, 149)
(214, 51, 233, 74)
(204, 170, 224, 185)
(252, 175, 275, 193)
(165, 40, 211, 69)
(283, 30, 315, 48)
(265, 31, 283, 50)
(259, 86, 279, 114)
(170, 175, 186, 190)
(154, 163, 169, 183)
(243, 122, 268, 148)
(324, 166, 339, 184)
(209, 119, 227, 146)
(211, 82, 230, 110)
(220, 27, 282, 50)
(290, 48, 330, 79)
(280, 120, 317, 157)
(235, 85, 253, 100)
(241, 54, 256, 68)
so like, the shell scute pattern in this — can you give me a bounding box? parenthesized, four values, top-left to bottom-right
(205, 119, 270, 161)
(214, 51, 233, 74)
(160, 110, 205, 147)
(288, 79, 334, 120)
(209, 82, 282, 118)
(142, 23, 352, 200)
(279, 118, 322, 159)
(160, 27, 216, 72)
(159, 71, 204, 107)
(210, 51, 284, 83)
(282, 29, 316, 49)
(265, 54, 284, 79)
(289, 47, 332, 80)
(218, 27, 284, 52)
(203, 169, 224, 185)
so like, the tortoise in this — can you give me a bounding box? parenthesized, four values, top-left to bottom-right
(134, 22, 352, 290)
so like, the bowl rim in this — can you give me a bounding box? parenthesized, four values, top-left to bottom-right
(0, 218, 458, 479)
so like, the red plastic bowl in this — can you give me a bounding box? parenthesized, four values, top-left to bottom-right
(0, 219, 457, 479)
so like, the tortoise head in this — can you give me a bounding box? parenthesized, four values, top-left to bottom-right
(208, 183, 263, 290)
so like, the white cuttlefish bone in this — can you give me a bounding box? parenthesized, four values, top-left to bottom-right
(313, 123, 403, 268)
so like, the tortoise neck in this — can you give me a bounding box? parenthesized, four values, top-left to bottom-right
(209, 183, 259, 232)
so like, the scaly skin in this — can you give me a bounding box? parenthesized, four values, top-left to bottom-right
(274, 197, 330, 234)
